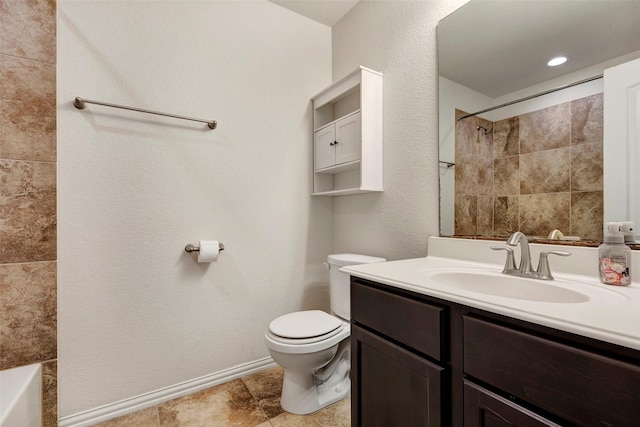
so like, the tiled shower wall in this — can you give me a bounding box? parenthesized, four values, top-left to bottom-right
(0, 0, 57, 425)
(455, 93, 603, 241)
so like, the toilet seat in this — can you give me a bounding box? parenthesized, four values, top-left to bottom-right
(269, 310, 342, 341)
(265, 310, 350, 355)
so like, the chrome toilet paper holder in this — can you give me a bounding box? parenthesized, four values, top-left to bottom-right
(185, 242, 225, 253)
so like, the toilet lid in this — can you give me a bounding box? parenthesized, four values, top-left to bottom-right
(269, 310, 342, 339)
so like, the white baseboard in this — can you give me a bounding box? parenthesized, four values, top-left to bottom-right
(58, 357, 276, 427)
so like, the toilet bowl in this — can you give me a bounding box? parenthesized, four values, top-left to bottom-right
(265, 254, 386, 415)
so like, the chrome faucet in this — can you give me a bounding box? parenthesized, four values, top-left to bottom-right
(507, 231, 532, 275)
(491, 232, 571, 280)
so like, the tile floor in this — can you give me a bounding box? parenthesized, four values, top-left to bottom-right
(93, 366, 350, 426)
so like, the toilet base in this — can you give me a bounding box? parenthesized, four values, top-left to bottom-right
(280, 339, 351, 415)
(280, 368, 350, 415)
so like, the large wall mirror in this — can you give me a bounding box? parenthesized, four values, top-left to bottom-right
(438, 0, 640, 245)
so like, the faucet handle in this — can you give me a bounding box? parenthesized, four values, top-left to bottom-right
(491, 246, 517, 273)
(536, 250, 571, 280)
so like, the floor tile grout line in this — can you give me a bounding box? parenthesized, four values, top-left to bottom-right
(241, 379, 272, 426)
(154, 405, 160, 427)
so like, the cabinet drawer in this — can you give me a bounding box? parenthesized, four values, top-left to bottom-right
(464, 316, 640, 426)
(351, 281, 444, 360)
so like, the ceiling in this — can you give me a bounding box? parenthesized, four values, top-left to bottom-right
(438, 0, 640, 98)
(268, 0, 358, 27)
(269, 1, 640, 99)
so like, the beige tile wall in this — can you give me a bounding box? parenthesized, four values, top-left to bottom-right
(454, 93, 604, 241)
(0, 0, 57, 425)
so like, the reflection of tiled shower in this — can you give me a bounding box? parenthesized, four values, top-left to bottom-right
(454, 93, 604, 241)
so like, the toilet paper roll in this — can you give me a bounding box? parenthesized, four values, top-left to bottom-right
(197, 240, 219, 263)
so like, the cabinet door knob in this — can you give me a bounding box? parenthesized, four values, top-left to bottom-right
(330, 141, 339, 146)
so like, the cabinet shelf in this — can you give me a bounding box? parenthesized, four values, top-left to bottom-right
(315, 160, 360, 175)
(312, 186, 382, 197)
(311, 66, 383, 196)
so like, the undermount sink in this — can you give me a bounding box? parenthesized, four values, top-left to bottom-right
(425, 269, 593, 303)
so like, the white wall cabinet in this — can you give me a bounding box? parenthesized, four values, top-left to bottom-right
(312, 66, 383, 196)
(314, 111, 361, 170)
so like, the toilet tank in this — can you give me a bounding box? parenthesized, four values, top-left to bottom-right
(327, 253, 386, 320)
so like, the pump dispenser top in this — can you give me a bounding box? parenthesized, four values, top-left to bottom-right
(604, 223, 625, 244)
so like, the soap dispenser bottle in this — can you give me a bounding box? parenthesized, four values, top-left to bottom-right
(598, 222, 631, 286)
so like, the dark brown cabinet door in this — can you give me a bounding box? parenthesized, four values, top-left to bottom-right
(351, 324, 443, 427)
(464, 381, 560, 427)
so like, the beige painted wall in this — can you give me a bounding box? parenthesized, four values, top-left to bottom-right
(58, 0, 332, 418)
(331, 0, 470, 259)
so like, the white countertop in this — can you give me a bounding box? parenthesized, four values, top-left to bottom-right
(342, 237, 640, 351)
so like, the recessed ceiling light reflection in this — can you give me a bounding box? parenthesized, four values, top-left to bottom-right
(547, 56, 568, 67)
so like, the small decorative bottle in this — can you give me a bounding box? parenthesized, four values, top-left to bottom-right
(598, 222, 631, 286)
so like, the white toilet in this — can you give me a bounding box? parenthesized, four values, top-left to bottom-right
(265, 253, 386, 415)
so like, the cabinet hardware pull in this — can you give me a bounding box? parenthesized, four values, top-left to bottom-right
(330, 141, 339, 146)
